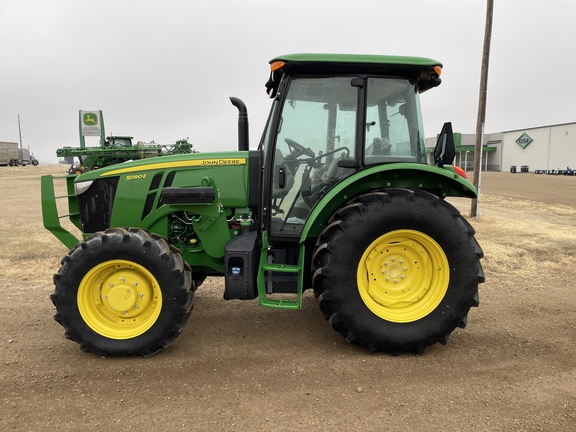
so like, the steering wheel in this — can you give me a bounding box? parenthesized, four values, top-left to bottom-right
(285, 138, 315, 159)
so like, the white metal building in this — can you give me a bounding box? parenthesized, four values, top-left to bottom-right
(500, 122, 576, 172)
(426, 121, 576, 172)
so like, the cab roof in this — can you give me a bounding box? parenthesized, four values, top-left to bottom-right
(271, 53, 442, 68)
(268, 53, 443, 93)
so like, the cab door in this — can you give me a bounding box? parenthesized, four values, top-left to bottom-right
(267, 76, 359, 239)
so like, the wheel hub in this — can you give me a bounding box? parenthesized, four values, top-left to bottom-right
(105, 284, 138, 313)
(365, 241, 432, 308)
(99, 269, 154, 318)
(385, 261, 403, 279)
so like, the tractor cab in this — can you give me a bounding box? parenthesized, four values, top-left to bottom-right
(105, 136, 134, 147)
(259, 54, 441, 239)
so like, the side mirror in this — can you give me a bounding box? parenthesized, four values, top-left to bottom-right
(433, 122, 456, 167)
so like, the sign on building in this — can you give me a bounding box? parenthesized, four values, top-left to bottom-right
(515, 132, 533, 149)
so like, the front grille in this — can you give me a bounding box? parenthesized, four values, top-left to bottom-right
(77, 177, 119, 233)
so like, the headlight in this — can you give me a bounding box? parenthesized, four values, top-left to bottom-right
(74, 180, 93, 196)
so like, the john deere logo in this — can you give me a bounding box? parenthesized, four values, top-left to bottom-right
(83, 113, 98, 126)
(515, 133, 533, 149)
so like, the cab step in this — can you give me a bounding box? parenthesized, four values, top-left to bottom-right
(257, 234, 304, 310)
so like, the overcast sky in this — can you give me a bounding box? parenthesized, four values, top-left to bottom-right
(1, 0, 575, 163)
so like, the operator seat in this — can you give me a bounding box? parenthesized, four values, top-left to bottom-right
(325, 150, 353, 181)
(366, 137, 391, 156)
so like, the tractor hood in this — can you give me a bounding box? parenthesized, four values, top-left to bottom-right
(74, 151, 249, 182)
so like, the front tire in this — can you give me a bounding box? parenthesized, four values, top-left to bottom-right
(312, 189, 484, 354)
(51, 228, 194, 357)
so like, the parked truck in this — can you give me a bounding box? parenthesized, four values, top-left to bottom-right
(0, 141, 38, 166)
(42, 53, 484, 357)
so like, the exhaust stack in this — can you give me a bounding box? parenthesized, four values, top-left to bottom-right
(229, 97, 249, 151)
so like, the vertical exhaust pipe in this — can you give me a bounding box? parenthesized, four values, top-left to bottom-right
(229, 97, 249, 151)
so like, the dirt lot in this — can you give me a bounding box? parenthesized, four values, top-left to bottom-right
(1, 166, 575, 431)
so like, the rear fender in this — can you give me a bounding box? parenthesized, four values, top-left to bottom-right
(299, 163, 477, 241)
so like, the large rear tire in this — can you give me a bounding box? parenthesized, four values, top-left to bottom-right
(312, 189, 484, 354)
(51, 228, 194, 357)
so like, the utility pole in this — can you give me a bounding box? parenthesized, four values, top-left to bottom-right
(471, 0, 494, 218)
(17, 114, 23, 149)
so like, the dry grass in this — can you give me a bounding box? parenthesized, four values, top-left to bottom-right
(3, 165, 576, 286)
(0, 165, 76, 283)
(461, 196, 576, 271)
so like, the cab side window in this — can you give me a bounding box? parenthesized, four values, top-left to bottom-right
(364, 78, 426, 164)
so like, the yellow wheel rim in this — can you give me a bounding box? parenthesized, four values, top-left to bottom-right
(77, 260, 162, 339)
(357, 229, 449, 323)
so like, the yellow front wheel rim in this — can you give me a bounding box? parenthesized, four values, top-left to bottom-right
(78, 260, 162, 339)
(357, 229, 449, 323)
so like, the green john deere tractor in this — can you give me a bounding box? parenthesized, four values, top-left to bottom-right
(41, 53, 484, 357)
